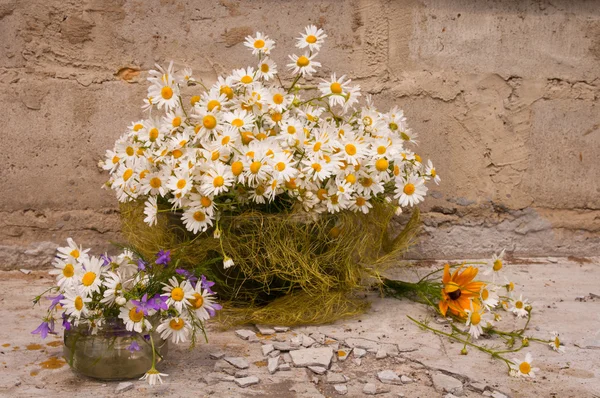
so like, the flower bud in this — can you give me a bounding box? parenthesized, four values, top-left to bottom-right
(460, 348, 468, 355)
(116, 296, 126, 306)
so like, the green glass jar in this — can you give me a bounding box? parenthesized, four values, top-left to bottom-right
(63, 319, 168, 380)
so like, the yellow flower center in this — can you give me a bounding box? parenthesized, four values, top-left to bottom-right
(515, 300, 524, 309)
(271, 112, 282, 122)
(161, 86, 173, 100)
(317, 188, 328, 200)
(133, 123, 144, 131)
(231, 161, 243, 176)
(361, 177, 373, 187)
(74, 296, 83, 311)
(470, 312, 481, 325)
(213, 176, 224, 187)
(401, 132, 410, 141)
(519, 361, 531, 374)
(193, 211, 205, 222)
(171, 287, 184, 301)
(255, 185, 265, 195)
(123, 169, 134, 182)
(149, 177, 162, 189)
(313, 142, 322, 152)
(481, 289, 489, 301)
(285, 179, 297, 189)
(172, 149, 183, 159)
(231, 118, 244, 128)
(241, 75, 253, 84)
(375, 158, 389, 172)
(203, 115, 217, 129)
(207, 99, 221, 111)
(330, 194, 339, 205)
(254, 39, 265, 48)
(62, 263, 74, 278)
(276, 162, 286, 172)
(389, 122, 398, 131)
(312, 163, 322, 172)
(508, 282, 515, 291)
(362, 116, 372, 126)
(377, 146, 387, 155)
(403, 183, 415, 195)
(126, 146, 134, 156)
(345, 144, 357, 156)
(70, 249, 80, 259)
(186, 293, 203, 311)
(176, 179, 187, 190)
(415, 154, 422, 163)
(345, 174, 356, 184)
(330, 82, 342, 94)
(82, 272, 96, 287)
(493, 259, 503, 271)
(190, 95, 200, 106)
(211, 151, 220, 161)
(250, 161, 262, 174)
(220, 85, 233, 99)
(431, 168, 437, 177)
(306, 35, 317, 44)
(149, 128, 159, 142)
(273, 93, 284, 104)
(172, 116, 181, 127)
(356, 197, 366, 206)
(297, 56, 310, 67)
(554, 336, 560, 349)
(128, 307, 144, 322)
(261, 63, 269, 73)
(112, 156, 120, 164)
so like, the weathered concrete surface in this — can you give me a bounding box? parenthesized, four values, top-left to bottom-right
(1, 0, 599, 267)
(2, 259, 600, 397)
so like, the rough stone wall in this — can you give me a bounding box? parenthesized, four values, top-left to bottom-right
(1, 0, 599, 268)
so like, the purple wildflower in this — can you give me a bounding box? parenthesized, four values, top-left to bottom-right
(62, 313, 72, 331)
(201, 275, 215, 294)
(155, 250, 171, 265)
(207, 303, 223, 317)
(101, 253, 112, 266)
(47, 294, 64, 311)
(137, 259, 147, 271)
(149, 294, 169, 311)
(127, 341, 141, 352)
(176, 269, 198, 287)
(31, 319, 55, 339)
(131, 294, 154, 316)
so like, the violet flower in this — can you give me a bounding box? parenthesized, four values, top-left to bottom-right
(127, 341, 141, 352)
(130, 294, 154, 316)
(137, 259, 147, 271)
(207, 303, 223, 318)
(149, 294, 169, 311)
(62, 313, 72, 331)
(31, 319, 55, 339)
(155, 250, 171, 265)
(176, 269, 198, 287)
(201, 275, 215, 294)
(47, 294, 64, 311)
(101, 253, 112, 267)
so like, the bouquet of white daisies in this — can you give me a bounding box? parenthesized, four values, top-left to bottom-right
(32, 238, 221, 385)
(100, 25, 439, 236)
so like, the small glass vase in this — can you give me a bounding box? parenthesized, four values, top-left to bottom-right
(63, 318, 168, 380)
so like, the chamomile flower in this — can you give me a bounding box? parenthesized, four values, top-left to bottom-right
(270, 153, 298, 182)
(187, 282, 221, 321)
(166, 168, 193, 197)
(302, 156, 335, 182)
(61, 286, 91, 323)
(161, 277, 194, 313)
(350, 195, 373, 214)
(224, 109, 255, 130)
(100, 271, 124, 305)
(79, 256, 105, 296)
(296, 25, 327, 52)
(56, 238, 90, 263)
(119, 302, 152, 333)
(425, 159, 440, 185)
(50, 258, 82, 289)
(156, 317, 192, 344)
(181, 207, 213, 234)
(148, 66, 180, 111)
(480, 285, 500, 310)
(318, 74, 351, 107)
(549, 331, 566, 353)
(256, 58, 277, 81)
(510, 353, 539, 378)
(465, 301, 492, 339)
(287, 53, 321, 77)
(511, 294, 530, 318)
(141, 169, 169, 197)
(232, 67, 256, 87)
(223, 255, 235, 269)
(266, 89, 292, 112)
(485, 249, 506, 281)
(143, 196, 159, 226)
(394, 175, 428, 207)
(244, 32, 275, 56)
(201, 163, 235, 196)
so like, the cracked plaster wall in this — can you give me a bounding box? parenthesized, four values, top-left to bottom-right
(1, 0, 599, 268)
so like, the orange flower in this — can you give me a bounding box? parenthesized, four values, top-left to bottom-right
(439, 264, 484, 317)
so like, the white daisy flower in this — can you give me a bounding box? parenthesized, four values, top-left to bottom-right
(484, 249, 506, 281)
(549, 331, 566, 353)
(181, 207, 214, 234)
(296, 25, 327, 52)
(187, 281, 221, 321)
(61, 285, 91, 323)
(256, 58, 277, 81)
(147, 72, 180, 111)
(143, 196, 159, 227)
(350, 195, 373, 214)
(510, 294, 530, 318)
(480, 285, 500, 310)
(266, 89, 292, 112)
(118, 302, 152, 333)
(156, 317, 192, 344)
(244, 32, 275, 56)
(302, 156, 335, 182)
(223, 109, 255, 130)
(465, 302, 493, 340)
(425, 159, 441, 185)
(201, 163, 235, 196)
(79, 256, 105, 297)
(49, 257, 82, 290)
(287, 53, 321, 77)
(161, 277, 195, 313)
(231, 67, 256, 87)
(56, 238, 90, 263)
(270, 153, 298, 182)
(318, 74, 351, 107)
(166, 168, 193, 197)
(394, 175, 428, 207)
(223, 255, 235, 269)
(140, 369, 168, 385)
(100, 271, 125, 306)
(510, 353, 539, 378)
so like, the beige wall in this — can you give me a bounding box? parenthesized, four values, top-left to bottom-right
(1, 0, 599, 268)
